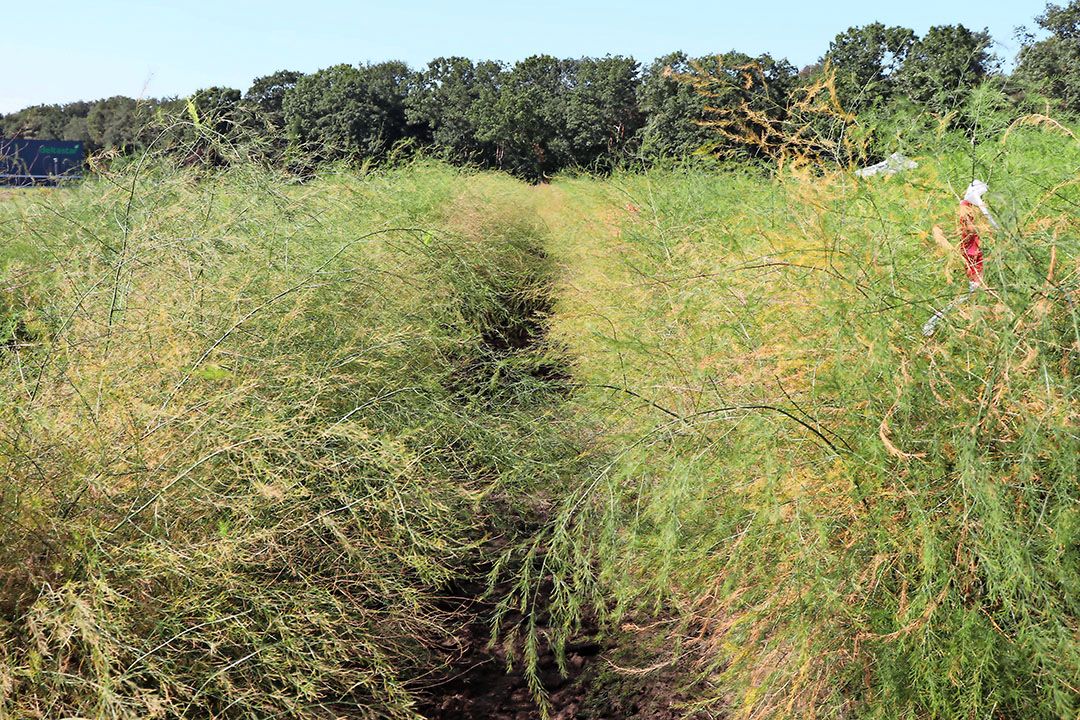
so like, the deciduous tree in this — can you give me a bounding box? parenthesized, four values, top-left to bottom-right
(245, 70, 304, 133)
(1015, 1, 1080, 114)
(283, 62, 415, 160)
(86, 96, 147, 152)
(565, 55, 642, 170)
(474, 55, 574, 180)
(898, 25, 997, 115)
(636, 52, 714, 158)
(824, 23, 915, 111)
(405, 57, 502, 162)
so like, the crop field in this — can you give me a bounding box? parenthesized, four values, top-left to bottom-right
(1, 123, 1077, 719)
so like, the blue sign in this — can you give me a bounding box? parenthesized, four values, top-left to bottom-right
(0, 139, 84, 186)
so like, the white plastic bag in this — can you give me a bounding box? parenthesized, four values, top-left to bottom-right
(855, 152, 918, 178)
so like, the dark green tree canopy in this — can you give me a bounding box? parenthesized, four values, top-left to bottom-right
(637, 51, 795, 160)
(358, 60, 416, 146)
(4, 1, 1067, 179)
(244, 70, 304, 132)
(1, 104, 66, 139)
(405, 56, 502, 162)
(473, 55, 575, 180)
(636, 52, 715, 158)
(824, 23, 916, 111)
(1, 102, 93, 144)
(284, 64, 366, 158)
(86, 96, 149, 152)
(1037, 0, 1080, 38)
(897, 25, 997, 114)
(189, 87, 243, 135)
(1016, 1, 1080, 114)
(283, 62, 415, 160)
(565, 55, 643, 169)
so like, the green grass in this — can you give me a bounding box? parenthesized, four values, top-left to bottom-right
(525, 124, 1079, 719)
(0, 159, 580, 718)
(1, 123, 1077, 719)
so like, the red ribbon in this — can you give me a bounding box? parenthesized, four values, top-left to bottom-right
(959, 200, 984, 282)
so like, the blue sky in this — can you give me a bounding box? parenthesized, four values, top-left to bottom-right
(3, 0, 1049, 114)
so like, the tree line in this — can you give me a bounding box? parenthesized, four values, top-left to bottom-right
(2, 3, 1078, 180)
